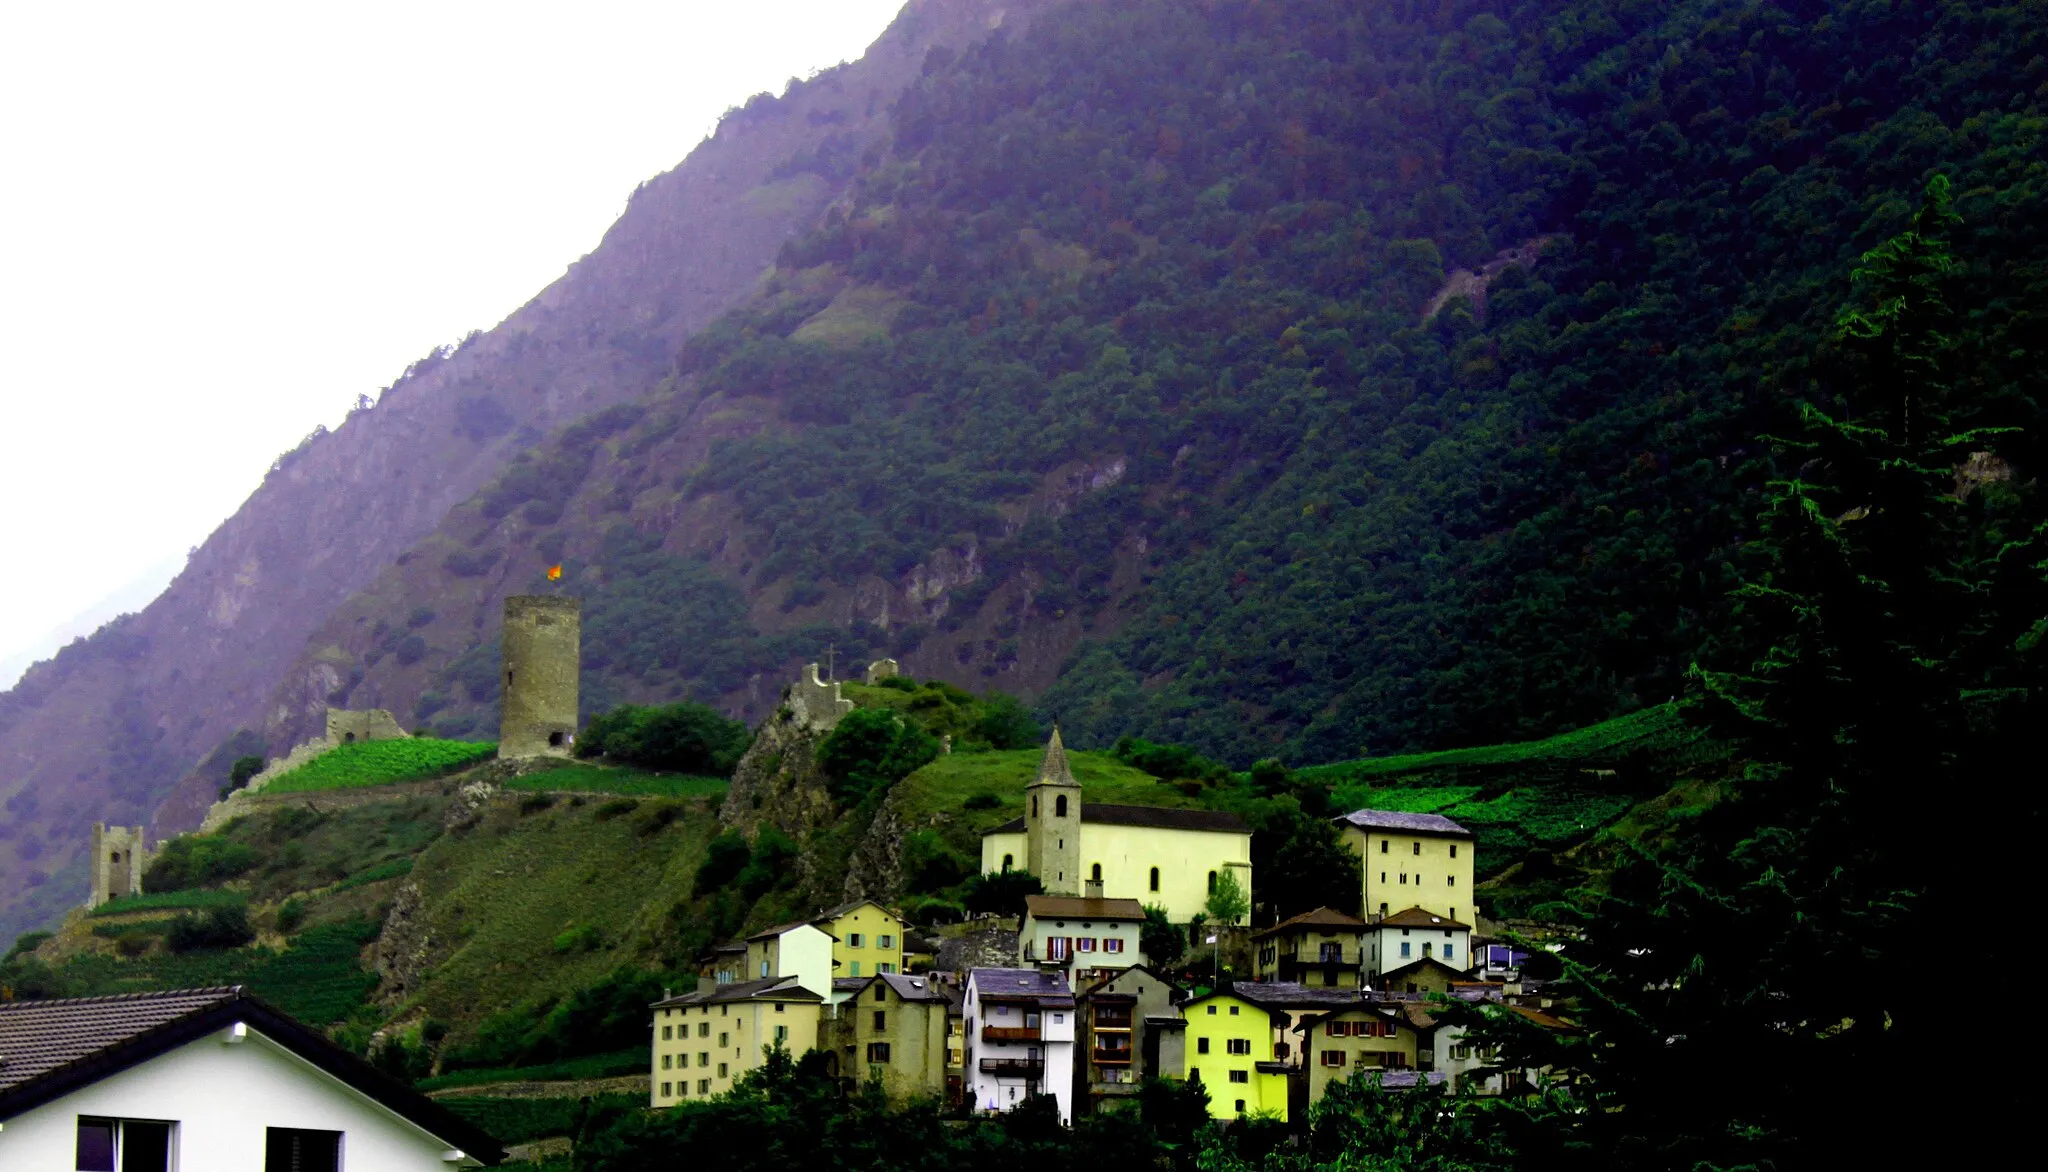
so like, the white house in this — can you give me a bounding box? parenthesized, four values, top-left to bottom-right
(963, 968, 1076, 1123)
(0, 986, 501, 1170)
(1019, 893, 1148, 988)
(1366, 907, 1471, 983)
(744, 920, 837, 997)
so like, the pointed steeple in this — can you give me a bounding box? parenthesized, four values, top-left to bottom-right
(1036, 725, 1075, 786)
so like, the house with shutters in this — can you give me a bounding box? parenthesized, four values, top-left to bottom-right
(0, 986, 501, 1170)
(1252, 906, 1369, 988)
(1365, 908, 1472, 984)
(813, 899, 909, 979)
(963, 968, 1077, 1122)
(979, 730, 1253, 922)
(1019, 893, 1147, 986)
(1294, 1003, 1423, 1103)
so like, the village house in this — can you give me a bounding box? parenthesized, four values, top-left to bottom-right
(0, 987, 501, 1170)
(1253, 906, 1369, 988)
(1295, 1003, 1421, 1103)
(1366, 909, 1472, 984)
(648, 977, 823, 1107)
(981, 730, 1254, 922)
(1226, 981, 1365, 1068)
(1179, 988, 1291, 1120)
(814, 899, 909, 979)
(1372, 954, 1474, 995)
(703, 939, 747, 985)
(745, 920, 836, 996)
(964, 967, 1077, 1122)
(825, 972, 951, 1102)
(1019, 892, 1147, 985)
(1074, 964, 1184, 1112)
(1334, 810, 1474, 924)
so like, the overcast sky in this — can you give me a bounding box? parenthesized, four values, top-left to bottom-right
(0, 0, 907, 688)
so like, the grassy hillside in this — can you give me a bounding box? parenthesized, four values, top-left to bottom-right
(262, 737, 497, 794)
(897, 745, 1195, 864)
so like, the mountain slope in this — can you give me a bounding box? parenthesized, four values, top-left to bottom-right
(0, 0, 1065, 940)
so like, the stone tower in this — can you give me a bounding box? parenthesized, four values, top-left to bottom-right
(1024, 727, 1082, 895)
(500, 594, 581, 758)
(89, 823, 149, 909)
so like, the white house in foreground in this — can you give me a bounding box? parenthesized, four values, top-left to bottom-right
(963, 967, 1076, 1123)
(0, 986, 501, 1170)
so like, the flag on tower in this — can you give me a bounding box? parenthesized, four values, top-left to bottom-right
(546, 563, 563, 581)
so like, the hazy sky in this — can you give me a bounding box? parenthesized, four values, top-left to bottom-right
(0, 0, 907, 687)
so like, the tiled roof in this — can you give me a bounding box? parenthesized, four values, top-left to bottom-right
(1254, 906, 1369, 938)
(1334, 809, 1473, 837)
(1376, 907, 1470, 929)
(1509, 1005, 1578, 1031)
(833, 977, 871, 992)
(1224, 981, 1366, 1009)
(969, 967, 1075, 1006)
(0, 987, 502, 1161)
(1372, 957, 1473, 986)
(813, 898, 899, 922)
(650, 976, 822, 1008)
(878, 972, 952, 1003)
(0, 987, 240, 1094)
(747, 920, 835, 942)
(1024, 895, 1147, 921)
(987, 804, 1251, 835)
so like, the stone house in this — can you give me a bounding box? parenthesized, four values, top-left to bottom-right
(1295, 1004, 1422, 1104)
(1252, 906, 1369, 988)
(825, 972, 951, 1102)
(649, 977, 823, 1107)
(1074, 964, 1183, 1113)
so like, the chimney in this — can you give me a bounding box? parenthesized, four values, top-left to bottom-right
(1084, 878, 1105, 899)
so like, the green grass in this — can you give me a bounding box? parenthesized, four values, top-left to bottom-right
(503, 763, 728, 799)
(90, 919, 181, 939)
(263, 738, 497, 794)
(1298, 703, 1710, 786)
(332, 857, 414, 891)
(416, 1048, 647, 1092)
(899, 747, 1194, 862)
(89, 889, 249, 917)
(439, 1092, 644, 1144)
(54, 919, 381, 1026)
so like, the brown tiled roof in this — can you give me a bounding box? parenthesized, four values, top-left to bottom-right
(1335, 810, 1472, 837)
(1254, 906, 1369, 939)
(987, 803, 1251, 835)
(1024, 895, 1147, 921)
(1376, 907, 1471, 929)
(0, 987, 502, 1162)
(1509, 1005, 1578, 1031)
(813, 898, 900, 923)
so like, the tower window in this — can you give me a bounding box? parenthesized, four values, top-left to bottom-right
(1002, 854, 1013, 872)
(1032, 796, 1039, 817)
(548, 731, 564, 747)
(1055, 795, 1068, 818)
(1091, 863, 1102, 883)
(1207, 871, 1217, 893)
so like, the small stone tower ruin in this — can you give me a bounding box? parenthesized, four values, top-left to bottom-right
(500, 594, 580, 758)
(89, 823, 150, 909)
(1024, 727, 1082, 895)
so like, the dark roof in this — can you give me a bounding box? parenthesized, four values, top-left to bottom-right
(1254, 906, 1369, 939)
(1024, 895, 1147, 921)
(1224, 981, 1367, 1009)
(1364, 1070, 1446, 1090)
(969, 967, 1075, 1006)
(878, 972, 952, 1003)
(651, 976, 823, 1008)
(747, 920, 836, 942)
(1373, 957, 1474, 987)
(711, 941, 747, 955)
(0, 987, 503, 1163)
(987, 803, 1251, 835)
(1081, 964, 1183, 999)
(833, 977, 871, 993)
(1334, 809, 1472, 837)
(813, 898, 900, 923)
(1376, 907, 1471, 930)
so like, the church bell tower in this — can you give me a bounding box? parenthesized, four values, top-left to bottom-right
(1024, 727, 1082, 895)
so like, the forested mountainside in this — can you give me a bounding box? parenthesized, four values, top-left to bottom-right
(3, 0, 2044, 942)
(0, 0, 1063, 941)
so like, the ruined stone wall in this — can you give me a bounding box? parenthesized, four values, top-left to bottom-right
(325, 707, 408, 743)
(787, 663, 853, 731)
(864, 658, 900, 685)
(88, 824, 149, 908)
(500, 595, 580, 758)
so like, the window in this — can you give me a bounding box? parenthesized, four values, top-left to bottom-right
(1003, 853, 1014, 871)
(867, 1042, 892, 1063)
(874, 1010, 887, 1030)
(1380, 871, 1386, 883)
(1379, 903, 1388, 918)
(878, 962, 895, 973)
(1326, 1021, 1351, 1037)
(1198, 1037, 1211, 1054)
(1228, 1070, 1249, 1084)
(1077, 937, 1096, 952)
(699, 1079, 710, 1094)
(1235, 1099, 1246, 1114)
(851, 962, 861, 976)
(1400, 942, 1412, 958)
(848, 932, 864, 948)
(699, 1021, 709, 1037)
(760, 960, 770, 978)
(775, 1025, 788, 1043)
(1423, 942, 1433, 958)
(1049, 937, 1071, 960)
(879, 934, 894, 949)
(775, 1002, 785, 1013)
(1321, 1050, 1348, 1067)
(1229, 1005, 1240, 1016)
(663, 1081, 673, 1097)
(1055, 795, 1068, 817)
(701, 1051, 711, 1066)
(1379, 839, 1388, 854)
(719, 1062, 728, 1077)
(1090, 863, 1102, 883)
(662, 1054, 673, 1070)
(264, 1128, 340, 1172)
(719, 1032, 729, 1047)
(662, 1025, 672, 1040)
(1207, 871, 1218, 893)
(1450, 844, 1458, 858)
(1149, 867, 1160, 891)
(1104, 937, 1123, 953)
(1451, 1044, 1471, 1060)
(76, 1119, 174, 1172)
(1448, 875, 1456, 887)
(1412, 841, 1420, 856)
(1226, 1038, 1251, 1055)
(1400, 872, 1407, 884)
(1445, 943, 1455, 959)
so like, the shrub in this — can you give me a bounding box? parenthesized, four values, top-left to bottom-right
(395, 635, 428, 666)
(594, 798, 640, 820)
(964, 870, 1042, 918)
(143, 835, 257, 893)
(167, 905, 255, 952)
(694, 831, 751, 895)
(228, 755, 266, 788)
(576, 703, 752, 775)
(818, 708, 939, 806)
(554, 924, 605, 954)
(520, 793, 557, 815)
(1140, 905, 1185, 966)
(963, 791, 1002, 811)
(632, 803, 682, 836)
(5, 930, 53, 961)
(275, 898, 306, 934)
(973, 693, 1043, 750)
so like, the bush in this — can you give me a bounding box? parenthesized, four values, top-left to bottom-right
(901, 830, 969, 895)
(735, 829, 800, 901)
(694, 831, 752, 895)
(275, 898, 306, 934)
(167, 905, 255, 952)
(576, 703, 753, 775)
(594, 798, 640, 820)
(1140, 905, 1184, 966)
(442, 967, 673, 1071)
(228, 755, 266, 788)
(520, 793, 557, 815)
(818, 708, 939, 806)
(554, 924, 605, 954)
(5, 930, 53, 961)
(973, 693, 1043, 750)
(964, 870, 1042, 918)
(963, 791, 1002, 811)
(143, 835, 258, 893)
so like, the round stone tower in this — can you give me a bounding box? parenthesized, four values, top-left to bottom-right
(499, 594, 580, 758)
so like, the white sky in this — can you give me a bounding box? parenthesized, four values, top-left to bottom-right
(0, 0, 907, 687)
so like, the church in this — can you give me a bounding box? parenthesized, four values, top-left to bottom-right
(979, 730, 1253, 923)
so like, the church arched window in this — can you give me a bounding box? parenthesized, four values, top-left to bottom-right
(1207, 870, 1218, 893)
(1032, 796, 1039, 817)
(1055, 795, 1068, 818)
(1149, 867, 1160, 892)
(1091, 863, 1102, 883)
(1002, 854, 1014, 872)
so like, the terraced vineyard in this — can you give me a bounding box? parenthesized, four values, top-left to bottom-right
(262, 737, 497, 793)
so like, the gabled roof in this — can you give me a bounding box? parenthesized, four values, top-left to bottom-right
(0, 987, 502, 1164)
(1080, 964, 1183, 1000)
(1225, 981, 1366, 1009)
(813, 898, 901, 923)
(987, 804, 1251, 835)
(878, 972, 952, 1003)
(1376, 907, 1470, 930)
(747, 919, 837, 943)
(651, 976, 823, 1008)
(1024, 895, 1147, 922)
(1035, 727, 1077, 787)
(1254, 906, 1369, 939)
(1334, 809, 1473, 837)
(1373, 956, 1473, 987)
(968, 967, 1074, 1006)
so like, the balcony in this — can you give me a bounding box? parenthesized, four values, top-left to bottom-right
(1092, 1009, 1134, 1029)
(979, 1058, 1046, 1079)
(982, 1026, 1042, 1043)
(1092, 1047, 1133, 1065)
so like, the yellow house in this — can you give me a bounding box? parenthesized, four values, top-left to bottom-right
(744, 921, 836, 996)
(1334, 811, 1474, 925)
(1296, 1004, 1421, 1104)
(649, 977, 823, 1107)
(827, 972, 952, 1102)
(813, 899, 908, 979)
(1252, 906, 1368, 988)
(981, 730, 1253, 923)
(1178, 991, 1289, 1120)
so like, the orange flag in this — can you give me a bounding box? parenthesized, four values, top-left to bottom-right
(546, 563, 563, 581)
